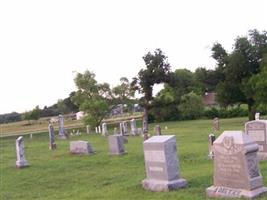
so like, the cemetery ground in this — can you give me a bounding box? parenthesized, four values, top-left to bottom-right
(1, 117, 267, 199)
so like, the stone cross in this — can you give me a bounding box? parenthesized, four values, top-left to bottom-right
(255, 112, 260, 120)
(142, 135, 187, 191)
(58, 115, 67, 139)
(48, 123, 56, 150)
(212, 117, 220, 131)
(208, 134, 215, 160)
(108, 134, 126, 155)
(86, 125, 90, 134)
(102, 123, 108, 136)
(70, 141, 94, 155)
(245, 120, 267, 160)
(130, 119, 138, 136)
(16, 136, 29, 168)
(155, 125, 161, 135)
(206, 131, 267, 199)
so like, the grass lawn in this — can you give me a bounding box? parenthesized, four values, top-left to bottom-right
(1, 117, 267, 200)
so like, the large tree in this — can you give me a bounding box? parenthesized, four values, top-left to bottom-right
(131, 49, 171, 139)
(212, 29, 267, 120)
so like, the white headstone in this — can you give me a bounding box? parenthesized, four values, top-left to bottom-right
(98, 126, 101, 134)
(16, 136, 29, 168)
(255, 112, 260, 120)
(95, 127, 98, 133)
(70, 141, 94, 155)
(102, 123, 108, 136)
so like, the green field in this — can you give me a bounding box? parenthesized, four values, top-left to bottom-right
(1, 117, 267, 200)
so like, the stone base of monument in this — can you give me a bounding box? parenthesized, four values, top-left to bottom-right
(142, 178, 187, 192)
(206, 185, 267, 199)
(257, 152, 267, 161)
(16, 160, 29, 169)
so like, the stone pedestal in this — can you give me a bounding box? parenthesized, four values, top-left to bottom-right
(206, 131, 267, 199)
(245, 120, 267, 160)
(142, 135, 187, 192)
(70, 141, 94, 155)
(16, 136, 29, 168)
(108, 134, 126, 155)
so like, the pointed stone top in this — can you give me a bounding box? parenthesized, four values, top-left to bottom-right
(144, 135, 175, 143)
(214, 131, 256, 145)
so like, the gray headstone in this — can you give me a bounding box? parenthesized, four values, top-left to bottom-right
(122, 121, 129, 135)
(245, 120, 267, 160)
(102, 123, 108, 136)
(48, 123, 56, 150)
(208, 134, 215, 160)
(58, 115, 67, 139)
(119, 122, 124, 135)
(206, 131, 267, 199)
(30, 133, 33, 139)
(70, 141, 94, 155)
(130, 119, 138, 136)
(108, 134, 126, 155)
(86, 125, 90, 134)
(213, 117, 220, 131)
(155, 125, 161, 136)
(16, 136, 29, 168)
(142, 135, 187, 191)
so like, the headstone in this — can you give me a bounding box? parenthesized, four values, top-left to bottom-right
(122, 121, 129, 135)
(114, 127, 118, 134)
(142, 135, 187, 192)
(30, 133, 33, 139)
(95, 127, 98, 133)
(70, 141, 94, 155)
(102, 123, 108, 136)
(130, 119, 138, 136)
(143, 119, 149, 140)
(206, 131, 267, 199)
(98, 126, 101, 134)
(16, 136, 29, 168)
(137, 128, 143, 135)
(155, 125, 161, 136)
(76, 130, 80, 135)
(86, 125, 90, 134)
(208, 134, 215, 160)
(58, 115, 67, 139)
(108, 134, 126, 155)
(213, 117, 220, 131)
(119, 122, 124, 135)
(245, 120, 267, 160)
(255, 113, 260, 121)
(48, 123, 56, 150)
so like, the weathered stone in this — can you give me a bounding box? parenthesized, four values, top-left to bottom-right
(48, 123, 56, 150)
(206, 131, 267, 199)
(58, 115, 67, 139)
(122, 121, 129, 135)
(245, 120, 267, 160)
(208, 134, 215, 160)
(130, 119, 138, 136)
(86, 125, 90, 134)
(98, 126, 101, 134)
(255, 113, 260, 121)
(70, 141, 94, 155)
(102, 123, 108, 136)
(213, 117, 220, 131)
(155, 125, 161, 136)
(119, 122, 124, 135)
(108, 134, 126, 155)
(16, 136, 29, 168)
(95, 127, 98, 133)
(142, 135, 187, 192)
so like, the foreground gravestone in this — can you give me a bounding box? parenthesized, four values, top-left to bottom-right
(155, 125, 161, 136)
(48, 123, 57, 150)
(245, 120, 267, 160)
(142, 135, 187, 192)
(58, 115, 67, 139)
(70, 141, 94, 155)
(206, 131, 267, 199)
(102, 123, 108, 136)
(208, 134, 216, 160)
(16, 136, 29, 168)
(108, 134, 126, 155)
(130, 119, 138, 136)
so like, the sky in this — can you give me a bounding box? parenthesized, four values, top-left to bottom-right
(0, 0, 267, 114)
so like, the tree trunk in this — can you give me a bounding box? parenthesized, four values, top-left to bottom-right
(248, 100, 256, 121)
(143, 107, 149, 141)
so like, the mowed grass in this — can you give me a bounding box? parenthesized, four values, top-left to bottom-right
(1, 117, 267, 200)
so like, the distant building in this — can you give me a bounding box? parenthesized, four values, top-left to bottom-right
(203, 92, 217, 107)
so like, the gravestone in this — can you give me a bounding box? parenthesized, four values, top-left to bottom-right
(58, 115, 67, 139)
(122, 121, 129, 135)
(108, 134, 126, 155)
(98, 126, 101, 134)
(86, 125, 90, 134)
(208, 134, 215, 160)
(255, 113, 260, 121)
(119, 122, 124, 135)
(206, 131, 267, 199)
(143, 119, 149, 140)
(70, 141, 94, 155)
(16, 136, 29, 168)
(95, 127, 98, 133)
(213, 117, 220, 131)
(130, 119, 138, 136)
(142, 135, 187, 192)
(102, 123, 108, 136)
(30, 133, 33, 139)
(155, 125, 161, 136)
(245, 120, 267, 160)
(48, 123, 56, 150)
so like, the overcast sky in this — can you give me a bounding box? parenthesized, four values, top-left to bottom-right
(0, 0, 266, 114)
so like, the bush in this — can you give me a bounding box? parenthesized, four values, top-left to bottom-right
(204, 106, 248, 119)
